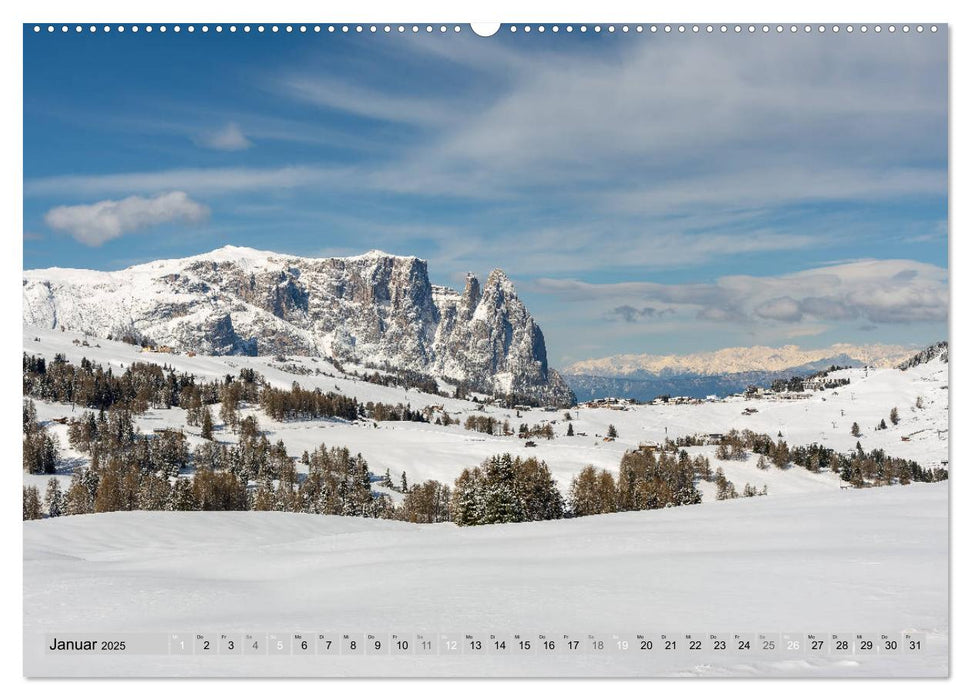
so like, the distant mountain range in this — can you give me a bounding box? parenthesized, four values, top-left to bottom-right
(22, 246, 575, 406)
(22, 245, 946, 406)
(563, 343, 926, 402)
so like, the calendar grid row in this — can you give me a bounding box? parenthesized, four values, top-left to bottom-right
(46, 631, 928, 656)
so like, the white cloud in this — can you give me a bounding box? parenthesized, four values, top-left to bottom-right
(755, 296, 804, 322)
(44, 192, 210, 246)
(341, 33, 946, 211)
(536, 259, 948, 327)
(196, 122, 252, 151)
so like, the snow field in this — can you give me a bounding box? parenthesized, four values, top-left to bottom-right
(23, 483, 948, 677)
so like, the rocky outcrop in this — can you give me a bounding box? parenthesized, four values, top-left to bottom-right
(23, 246, 575, 405)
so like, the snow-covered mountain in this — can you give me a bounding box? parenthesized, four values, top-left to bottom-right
(566, 343, 918, 377)
(563, 343, 923, 401)
(22, 246, 574, 406)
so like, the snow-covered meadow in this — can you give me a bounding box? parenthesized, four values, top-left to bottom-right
(22, 324, 949, 499)
(24, 483, 948, 677)
(22, 325, 950, 676)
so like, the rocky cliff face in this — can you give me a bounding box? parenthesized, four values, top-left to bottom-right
(22, 246, 575, 406)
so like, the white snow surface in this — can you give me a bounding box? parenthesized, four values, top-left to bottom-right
(23, 484, 948, 677)
(21, 325, 949, 677)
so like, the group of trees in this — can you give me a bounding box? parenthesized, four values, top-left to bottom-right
(23, 400, 59, 475)
(837, 443, 948, 487)
(260, 384, 360, 422)
(24, 353, 437, 433)
(519, 423, 555, 440)
(804, 365, 853, 391)
(355, 368, 440, 396)
(717, 432, 791, 468)
(708, 429, 947, 486)
(25, 432, 395, 520)
(463, 415, 504, 435)
(897, 341, 948, 370)
(451, 454, 564, 525)
(23, 353, 215, 414)
(398, 480, 452, 523)
(875, 406, 902, 431)
(24, 351, 947, 525)
(367, 402, 428, 423)
(292, 444, 393, 517)
(569, 447, 703, 516)
(760, 366, 852, 395)
(770, 377, 806, 393)
(67, 408, 189, 478)
(812, 377, 851, 391)
(713, 467, 766, 501)
(461, 417, 558, 440)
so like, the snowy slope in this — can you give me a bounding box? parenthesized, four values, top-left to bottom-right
(23, 483, 948, 677)
(22, 324, 949, 500)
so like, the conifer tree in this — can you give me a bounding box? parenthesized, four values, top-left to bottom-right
(514, 457, 564, 521)
(44, 478, 64, 518)
(715, 467, 738, 500)
(65, 469, 97, 515)
(23, 398, 37, 434)
(23, 486, 42, 520)
(569, 465, 616, 517)
(890, 407, 900, 425)
(400, 480, 452, 523)
(94, 463, 125, 513)
(451, 467, 485, 526)
(567, 422, 574, 437)
(482, 454, 522, 524)
(137, 472, 171, 510)
(169, 478, 199, 511)
(200, 407, 214, 440)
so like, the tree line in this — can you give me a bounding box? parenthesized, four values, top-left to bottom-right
(24, 353, 431, 427)
(711, 429, 947, 485)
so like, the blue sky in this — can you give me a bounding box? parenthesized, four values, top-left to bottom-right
(23, 25, 948, 364)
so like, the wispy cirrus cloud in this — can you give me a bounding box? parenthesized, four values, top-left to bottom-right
(26, 165, 348, 198)
(195, 122, 252, 151)
(282, 76, 464, 128)
(44, 192, 209, 246)
(335, 32, 946, 209)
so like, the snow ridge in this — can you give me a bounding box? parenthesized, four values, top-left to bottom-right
(897, 341, 948, 370)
